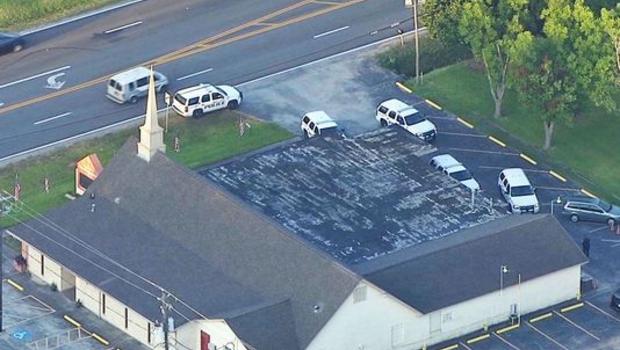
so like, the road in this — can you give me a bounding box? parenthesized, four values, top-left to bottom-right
(0, 0, 413, 161)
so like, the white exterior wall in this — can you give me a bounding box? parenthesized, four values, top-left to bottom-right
(25, 245, 62, 288)
(176, 319, 248, 350)
(76, 277, 101, 315)
(308, 265, 581, 350)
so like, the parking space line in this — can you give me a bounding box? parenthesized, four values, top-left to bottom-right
(448, 148, 519, 156)
(439, 131, 486, 138)
(520, 153, 537, 165)
(549, 170, 567, 182)
(395, 82, 412, 93)
(560, 302, 584, 313)
(535, 186, 580, 192)
(477, 165, 549, 173)
(585, 301, 620, 323)
(493, 333, 521, 350)
(466, 333, 490, 344)
(580, 189, 598, 198)
(553, 310, 600, 341)
(488, 135, 507, 147)
(457, 117, 474, 129)
(425, 99, 442, 110)
(526, 322, 569, 350)
(426, 115, 456, 120)
(592, 226, 611, 233)
(459, 341, 473, 350)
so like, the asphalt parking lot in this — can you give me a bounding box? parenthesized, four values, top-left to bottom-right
(0, 244, 147, 350)
(239, 37, 620, 349)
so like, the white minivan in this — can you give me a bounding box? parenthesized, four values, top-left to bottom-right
(172, 83, 243, 118)
(106, 67, 168, 104)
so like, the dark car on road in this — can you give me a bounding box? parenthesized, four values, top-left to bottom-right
(563, 196, 620, 226)
(0, 32, 25, 55)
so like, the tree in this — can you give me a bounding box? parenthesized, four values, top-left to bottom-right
(459, 0, 529, 118)
(512, 34, 577, 150)
(424, 0, 469, 46)
(543, 0, 617, 112)
(601, 5, 620, 84)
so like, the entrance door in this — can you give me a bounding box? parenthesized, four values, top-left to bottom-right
(430, 312, 441, 334)
(200, 330, 211, 350)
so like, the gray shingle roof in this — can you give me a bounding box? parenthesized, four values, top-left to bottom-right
(355, 214, 587, 313)
(203, 127, 505, 265)
(8, 138, 360, 349)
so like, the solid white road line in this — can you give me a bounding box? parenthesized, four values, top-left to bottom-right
(176, 68, 214, 81)
(526, 322, 569, 350)
(20, 0, 147, 36)
(438, 131, 486, 138)
(493, 333, 521, 350)
(237, 27, 427, 87)
(586, 301, 620, 323)
(0, 66, 71, 89)
(33, 112, 72, 125)
(448, 148, 519, 156)
(592, 226, 611, 233)
(534, 186, 580, 192)
(313, 25, 350, 39)
(477, 165, 549, 173)
(104, 20, 143, 34)
(553, 311, 600, 341)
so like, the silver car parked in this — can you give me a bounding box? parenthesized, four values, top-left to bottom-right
(562, 196, 620, 226)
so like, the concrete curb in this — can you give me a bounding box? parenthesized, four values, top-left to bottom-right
(20, 0, 148, 36)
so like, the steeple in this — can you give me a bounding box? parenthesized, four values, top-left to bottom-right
(137, 67, 166, 162)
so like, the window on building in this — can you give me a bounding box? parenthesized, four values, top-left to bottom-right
(102, 293, 106, 315)
(353, 285, 367, 303)
(41, 255, 45, 276)
(125, 308, 129, 329)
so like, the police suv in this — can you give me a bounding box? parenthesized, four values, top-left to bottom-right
(172, 83, 243, 118)
(376, 99, 437, 142)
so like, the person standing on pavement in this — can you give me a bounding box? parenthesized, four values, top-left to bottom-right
(582, 237, 591, 258)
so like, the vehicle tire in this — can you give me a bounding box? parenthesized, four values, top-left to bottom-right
(192, 109, 204, 118)
(607, 218, 616, 227)
(303, 130, 309, 139)
(380, 119, 387, 127)
(12, 44, 23, 53)
(570, 214, 579, 223)
(157, 84, 167, 93)
(129, 96, 138, 104)
(228, 100, 239, 110)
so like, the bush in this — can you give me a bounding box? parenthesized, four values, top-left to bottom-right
(377, 36, 472, 78)
(50, 282, 58, 292)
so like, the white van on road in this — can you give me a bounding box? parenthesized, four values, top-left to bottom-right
(106, 67, 168, 104)
(172, 83, 243, 118)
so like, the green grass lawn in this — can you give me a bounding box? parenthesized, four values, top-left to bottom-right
(407, 62, 620, 200)
(0, 111, 292, 227)
(0, 0, 120, 30)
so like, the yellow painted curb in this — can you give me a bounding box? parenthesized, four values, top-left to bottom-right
(63, 315, 81, 328)
(92, 333, 110, 346)
(580, 189, 597, 198)
(425, 99, 442, 110)
(466, 334, 490, 344)
(488, 136, 507, 147)
(6, 279, 24, 292)
(457, 117, 474, 129)
(561, 302, 584, 313)
(529, 312, 552, 323)
(549, 170, 567, 183)
(438, 344, 459, 350)
(496, 324, 519, 334)
(520, 153, 537, 165)
(395, 82, 413, 94)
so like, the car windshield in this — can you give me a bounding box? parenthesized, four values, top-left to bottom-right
(174, 94, 187, 105)
(599, 200, 613, 212)
(403, 112, 424, 125)
(450, 169, 472, 181)
(216, 87, 228, 96)
(511, 185, 534, 196)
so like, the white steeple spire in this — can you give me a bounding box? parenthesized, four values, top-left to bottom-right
(137, 67, 166, 162)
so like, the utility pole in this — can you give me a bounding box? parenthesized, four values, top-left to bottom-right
(159, 291, 172, 350)
(412, 0, 420, 85)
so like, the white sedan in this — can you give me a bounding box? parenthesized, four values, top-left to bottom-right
(430, 154, 480, 191)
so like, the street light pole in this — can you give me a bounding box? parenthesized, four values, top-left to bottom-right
(412, 0, 420, 84)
